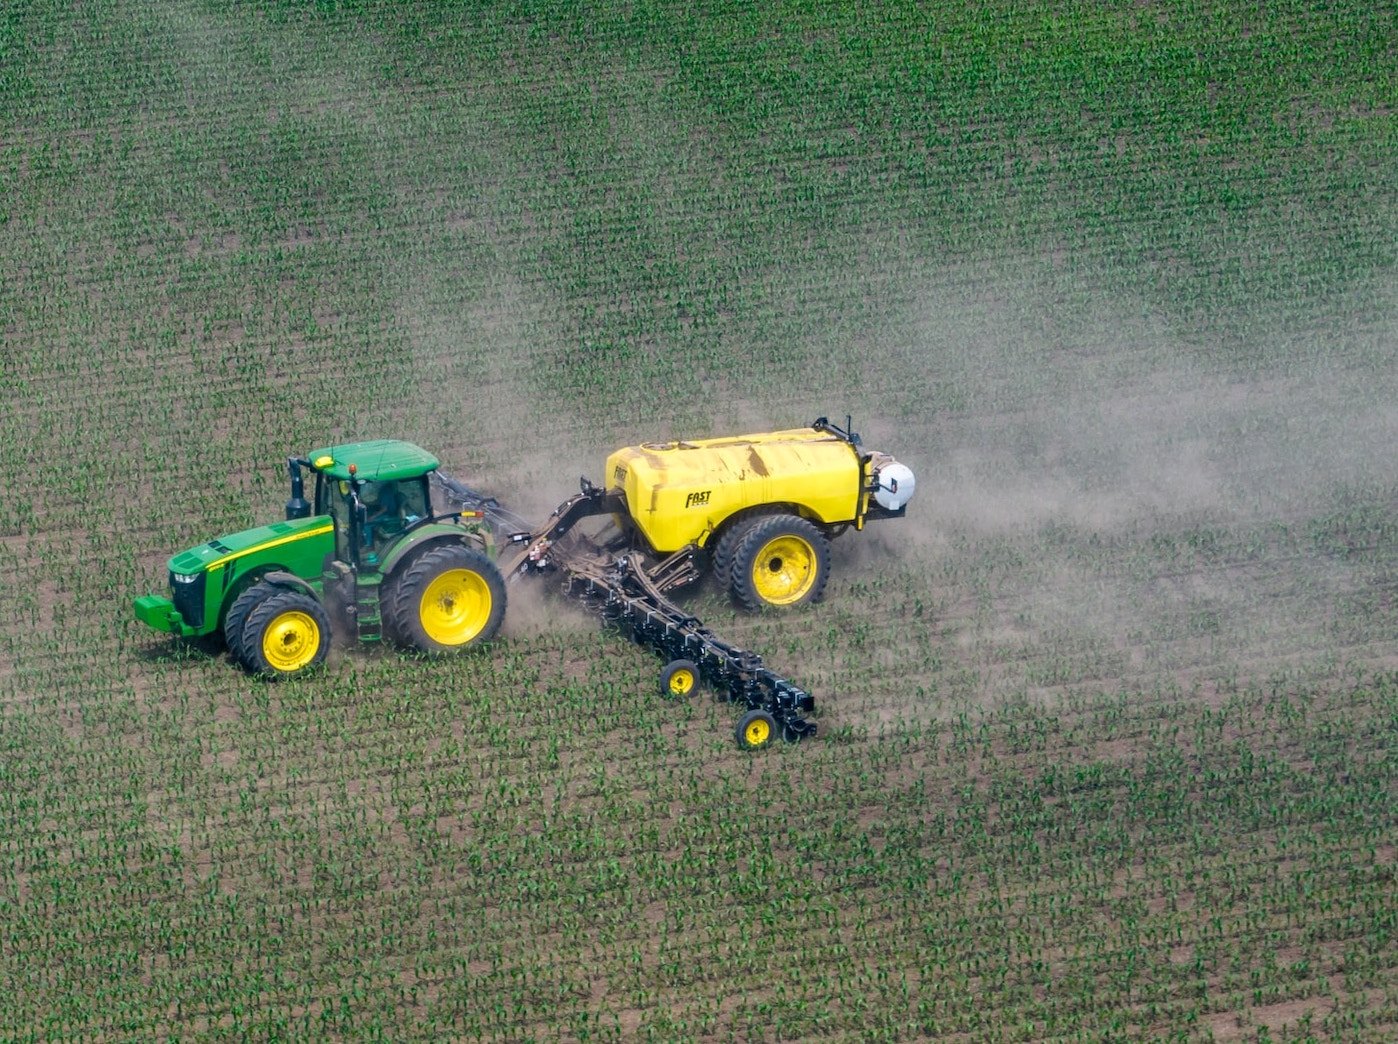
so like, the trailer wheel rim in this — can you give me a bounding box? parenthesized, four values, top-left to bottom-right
(744, 717, 772, 747)
(261, 611, 321, 673)
(420, 568, 492, 646)
(668, 667, 696, 696)
(750, 535, 818, 605)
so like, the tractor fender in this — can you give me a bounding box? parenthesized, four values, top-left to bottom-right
(214, 564, 292, 629)
(263, 570, 321, 600)
(379, 524, 486, 579)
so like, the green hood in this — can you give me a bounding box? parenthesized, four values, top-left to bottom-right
(168, 514, 336, 577)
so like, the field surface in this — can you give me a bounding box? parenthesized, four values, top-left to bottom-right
(2, 0, 1396, 1039)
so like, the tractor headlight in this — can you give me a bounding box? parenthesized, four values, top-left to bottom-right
(172, 572, 201, 584)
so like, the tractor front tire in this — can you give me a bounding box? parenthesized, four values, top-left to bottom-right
(729, 514, 831, 612)
(239, 589, 332, 679)
(222, 580, 279, 666)
(384, 544, 506, 654)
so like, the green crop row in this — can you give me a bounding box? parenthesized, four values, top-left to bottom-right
(1, 0, 1394, 1038)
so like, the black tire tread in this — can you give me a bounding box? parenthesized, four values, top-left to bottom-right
(729, 514, 831, 613)
(383, 543, 507, 654)
(222, 580, 278, 665)
(708, 514, 770, 593)
(238, 589, 332, 679)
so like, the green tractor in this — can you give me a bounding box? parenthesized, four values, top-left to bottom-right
(134, 440, 506, 678)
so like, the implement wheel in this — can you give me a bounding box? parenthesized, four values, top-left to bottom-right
(659, 659, 700, 699)
(239, 589, 332, 679)
(729, 515, 830, 612)
(385, 543, 506, 654)
(222, 580, 278, 667)
(736, 709, 777, 751)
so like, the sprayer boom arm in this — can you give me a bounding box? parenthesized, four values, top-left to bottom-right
(564, 555, 817, 738)
(433, 471, 817, 740)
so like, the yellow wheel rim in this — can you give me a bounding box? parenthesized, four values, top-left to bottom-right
(744, 717, 772, 747)
(420, 568, 492, 646)
(261, 611, 321, 673)
(750, 535, 818, 605)
(668, 668, 696, 696)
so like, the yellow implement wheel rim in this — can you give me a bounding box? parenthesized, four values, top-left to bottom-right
(750, 534, 818, 605)
(420, 568, 492, 646)
(744, 717, 772, 748)
(261, 611, 321, 673)
(668, 668, 696, 697)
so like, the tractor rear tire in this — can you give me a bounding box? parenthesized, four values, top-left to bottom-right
(222, 580, 278, 666)
(736, 709, 777, 750)
(384, 543, 506, 654)
(729, 514, 830, 612)
(239, 589, 332, 679)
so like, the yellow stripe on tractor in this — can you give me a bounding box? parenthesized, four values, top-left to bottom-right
(206, 523, 335, 571)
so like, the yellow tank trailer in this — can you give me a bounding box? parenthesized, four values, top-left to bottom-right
(601, 418, 915, 611)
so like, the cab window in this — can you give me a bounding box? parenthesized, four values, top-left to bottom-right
(316, 474, 356, 561)
(360, 478, 430, 549)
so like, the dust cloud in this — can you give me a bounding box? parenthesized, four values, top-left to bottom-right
(401, 236, 1394, 696)
(841, 263, 1397, 696)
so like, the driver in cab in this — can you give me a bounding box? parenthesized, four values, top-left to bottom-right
(360, 481, 405, 548)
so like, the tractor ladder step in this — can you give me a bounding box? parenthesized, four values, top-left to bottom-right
(347, 576, 385, 643)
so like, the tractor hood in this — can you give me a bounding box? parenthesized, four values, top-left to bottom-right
(168, 515, 335, 578)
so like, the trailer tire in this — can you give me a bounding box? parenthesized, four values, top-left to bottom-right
(222, 580, 278, 666)
(736, 709, 777, 750)
(384, 543, 506, 654)
(659, 659, 700, 698)
(239, 589, 332, 679)
(708, 515, 767, 593)
(729, 515, 830, 612)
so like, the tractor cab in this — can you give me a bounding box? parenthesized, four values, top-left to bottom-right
(290, 440, 441, 569)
